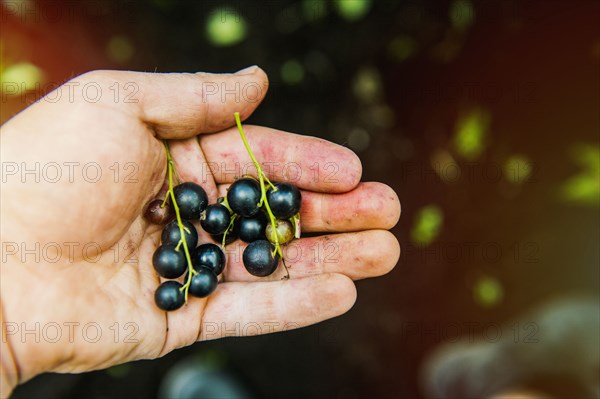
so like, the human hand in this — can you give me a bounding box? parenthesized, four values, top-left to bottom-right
(0, 67, 400, 397)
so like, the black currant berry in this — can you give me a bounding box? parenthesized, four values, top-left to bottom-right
(188, 267, 218, 298)
(227, 178, 261, 217)
(162, 220, 198, 249)
(173, 182, 208, 220)
(238, 212, 268, 243)
(201, 203, 231, 235)
(266, 220, 294, 245)
(154, 280, 185, 311)
(243, 240, 279, 277)
(267, 183, 302, 219)
(193, 243, 226, 275)
(152, 244, 187, 278)
(143, 199, 175, 225)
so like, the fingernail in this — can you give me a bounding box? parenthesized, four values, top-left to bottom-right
(235, 65, 259, 75)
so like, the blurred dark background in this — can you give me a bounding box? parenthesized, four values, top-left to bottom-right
(2, 0, 599, 398)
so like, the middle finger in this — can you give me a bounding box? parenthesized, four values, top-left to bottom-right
(221, 230, 400, 282)
(216, 181, 401, 233)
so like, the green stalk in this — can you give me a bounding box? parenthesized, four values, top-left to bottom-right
(163, 141, 196, 302)
(234, 112, 282, 258)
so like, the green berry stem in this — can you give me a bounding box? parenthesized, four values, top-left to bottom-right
(163, 141, 197, 302)
(261, 192, 282, 258)
(221, 215, 237, 249)
(291, 213, 301, 239)
(218, 196, 233, 212)
(234, 113, 277, 192)
(218, 191, 236, 249)
(234, 112, 283, 258)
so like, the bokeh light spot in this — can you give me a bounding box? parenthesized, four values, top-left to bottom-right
(449, 0, 475, 31)
(388, 35, 417, 62)
(431, 149, 460, 184)
(348, 128, 370, 152)
(561, 176, 599, 205)
(561, 144, 600, 205)
(353, 66, 382, 103)
(430, 34, 463, 63)
(281, 59, 305, 85)
(0, 62, 44, 96)
(453, 108, 490, 160)
(302, 0, 328, 22)
(206, 7, 247, 47)
(411, 205, 444, 246)
(474, 276, 503, 308)
(504, 155, 532, 184)
(276, 6, 303, 34)
(107, 35, 134, 64)
(334, 0, 372, 22)
(369, 104, 395, 129)
(305, 51, 336, 82)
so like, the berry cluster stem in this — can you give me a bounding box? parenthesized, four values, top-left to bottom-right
(163, 141, 196, 302)
(234, 112, 283, 258)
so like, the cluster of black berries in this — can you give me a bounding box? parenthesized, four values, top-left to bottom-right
(147, 113, 302, 312)
(146, 178, 301, 312)
(148, 182, 225, 311)
(202, 178, 302, 278)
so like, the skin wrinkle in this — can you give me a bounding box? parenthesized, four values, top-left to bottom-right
(137, 72, 269, 138)
(198, 94, 210, 133)
(193, 79, 214, 131)
(296, 239, 323, 275)
(196, 136, 216, 187)
(293, 183, 401, 232)
(195, 302, 207, 343)
(0, 303, 21, 394)
(201, 126, 362, 192)
(155, 278, 172, 358)
(103, 289, 137, 360)
(198, 284, 229, 341)
(171, 137, 219, 202)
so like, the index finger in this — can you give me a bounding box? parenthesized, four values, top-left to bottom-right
(199, 125, 363, 193)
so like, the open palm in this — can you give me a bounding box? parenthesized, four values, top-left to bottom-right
(0, 68, 400, 392)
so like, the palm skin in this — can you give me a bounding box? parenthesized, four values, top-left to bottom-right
(0, 68, 400, 396)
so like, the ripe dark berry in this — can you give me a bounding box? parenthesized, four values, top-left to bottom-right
(227, 178, 261, 217)
(201, 203, 231, 235)
(243, 240, 279, 277)
(188, 267, 218, 298)
(154, 281, 185, 311)
(173, 182, 208, 220)
(193, 243, 226, 275)
(267, 183, 302, 219)
(143, 199, 174, 225)
(266, 220, 294, 245)
(152, 244, 187, 278)
(162, 220, 198, 249)
(238, 212, 268, 243)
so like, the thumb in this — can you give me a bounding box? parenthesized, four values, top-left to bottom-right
(91, 66, 269, 139)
